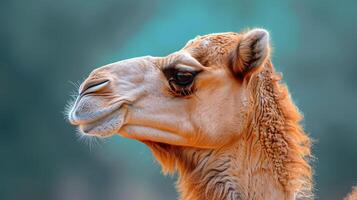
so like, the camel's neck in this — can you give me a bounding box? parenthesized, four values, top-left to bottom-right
(146, 137, 294, 200)
(174, 136, 294, 200)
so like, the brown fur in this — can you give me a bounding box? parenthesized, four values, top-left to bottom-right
(146, 32, 312, 199)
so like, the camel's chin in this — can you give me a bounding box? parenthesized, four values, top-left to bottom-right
(78, 109, 126, 138)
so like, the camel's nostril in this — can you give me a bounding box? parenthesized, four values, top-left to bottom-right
(80, 80, 109, 96)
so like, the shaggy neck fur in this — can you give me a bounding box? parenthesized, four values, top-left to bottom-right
(145, 61, 312, 200)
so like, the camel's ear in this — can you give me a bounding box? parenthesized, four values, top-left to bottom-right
(231, 28, 270, 77)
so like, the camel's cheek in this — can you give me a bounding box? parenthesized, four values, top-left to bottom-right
(190, 82, 246, 147)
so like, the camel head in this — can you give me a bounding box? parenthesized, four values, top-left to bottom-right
(68, 29, 270, 148)
(68, 28, 314, 200)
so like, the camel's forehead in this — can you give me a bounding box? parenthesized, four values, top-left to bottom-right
(184, 32, 240, 48)
(182, 32, 240, 66)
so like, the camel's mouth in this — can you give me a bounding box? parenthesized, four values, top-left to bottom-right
(78, 109, 126, 137)
(68, 95, 128, 138)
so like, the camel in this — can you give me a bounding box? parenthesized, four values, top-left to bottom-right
(67, 28, 313, 200)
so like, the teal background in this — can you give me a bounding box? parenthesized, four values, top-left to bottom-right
(1, 0, 357, 199)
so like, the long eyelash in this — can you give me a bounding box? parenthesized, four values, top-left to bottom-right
(169, 86, 196, 98)
(181, 88, 187, 96)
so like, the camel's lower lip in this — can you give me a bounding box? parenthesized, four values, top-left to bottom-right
(78, 108, 126, 137)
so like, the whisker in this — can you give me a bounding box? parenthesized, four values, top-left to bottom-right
(75, 128, 104, 151)
(64, 80, 82, 121)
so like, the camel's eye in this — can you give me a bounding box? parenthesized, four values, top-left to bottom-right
(174, 71, 194, 86)
(163, 67, 200, 96)
(163, 67, 199, 86)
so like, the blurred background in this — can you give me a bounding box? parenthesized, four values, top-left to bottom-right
(1, 0, 357, 199)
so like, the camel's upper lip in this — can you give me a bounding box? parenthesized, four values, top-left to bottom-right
(69, 99, 125, 126)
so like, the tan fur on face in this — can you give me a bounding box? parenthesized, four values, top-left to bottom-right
(69, 29, 313, 200)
